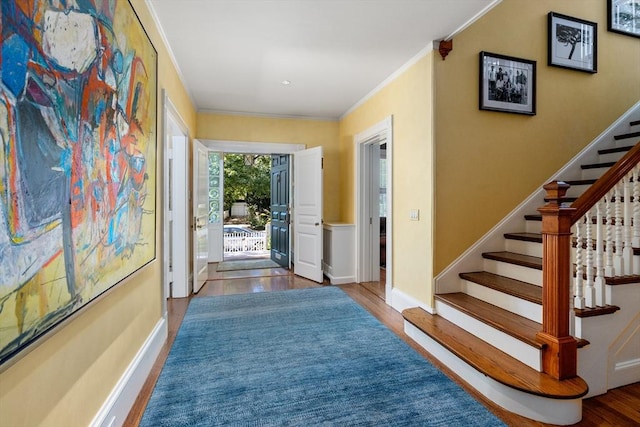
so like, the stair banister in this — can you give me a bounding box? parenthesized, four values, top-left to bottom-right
(538, 141, 640, 380)
(570, 142, 640, 221)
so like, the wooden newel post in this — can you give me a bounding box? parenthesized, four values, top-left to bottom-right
(536, 181, 578, 380)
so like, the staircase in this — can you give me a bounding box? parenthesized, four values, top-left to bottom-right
(404, 103, 640, 425)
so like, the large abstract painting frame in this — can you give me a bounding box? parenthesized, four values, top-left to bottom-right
(0, 0, 158, 366)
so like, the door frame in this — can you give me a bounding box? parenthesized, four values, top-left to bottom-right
(162, 93, 190, 307)
(199, 140, 305, 267)
(355, 116, 393, 305)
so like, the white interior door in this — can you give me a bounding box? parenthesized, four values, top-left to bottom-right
(163, 96, 189, 300)
(293, 146, 323, 283)
(193, 140, 209, 293)
(207, 152, 224, 262)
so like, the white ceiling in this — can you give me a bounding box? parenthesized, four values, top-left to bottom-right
(147, 0, 498, 119)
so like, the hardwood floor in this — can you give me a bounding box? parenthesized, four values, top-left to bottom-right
(125, 266, 640, 427)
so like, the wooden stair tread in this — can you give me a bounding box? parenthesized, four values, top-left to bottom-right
(504, 232, 542, 243)
(630, 119, 640, 126)
(403, 308, 589, 399)
(459, 271, 542, 304)
(544, 196, 577, 203)
(524, 214, 542, 221)
(581, 161, 616, 169)
(598, 145, 633, 155)
(606, 275, 640, 285)
(435, 292, 544, 349)
(564, 179, 597, 186)
(575, 305, 620, 318)
(483, 251, 542, 270)
(614, 131, 640, 140)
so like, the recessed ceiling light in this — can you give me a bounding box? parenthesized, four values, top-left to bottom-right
(281, 80, 291, 85)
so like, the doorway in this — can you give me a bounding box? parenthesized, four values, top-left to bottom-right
(355, 117, 393, 305)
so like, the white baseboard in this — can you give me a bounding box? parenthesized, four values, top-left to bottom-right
(390, 287, 434, 314)
(91, 318, 168, 427)
(326, 274, 356, 285)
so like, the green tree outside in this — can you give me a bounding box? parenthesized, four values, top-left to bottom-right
(222, 154, 271, 229)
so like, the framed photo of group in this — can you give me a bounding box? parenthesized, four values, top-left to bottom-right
(608, 0, 640, 38)
(479, 51, 536, 116)
(548, 12, 597, 73)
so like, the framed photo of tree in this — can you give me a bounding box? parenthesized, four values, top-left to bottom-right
(548, 12, 597, 73)
(479, 51, 536, 116)
(608, 0, 640, 38)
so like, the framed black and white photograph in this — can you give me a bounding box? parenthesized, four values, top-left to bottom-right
(608, 0, 640, 38)
(548, 12, 597, 73)
(479, 51, 536, 116)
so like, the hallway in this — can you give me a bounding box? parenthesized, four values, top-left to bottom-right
(125, 265, 640, 427)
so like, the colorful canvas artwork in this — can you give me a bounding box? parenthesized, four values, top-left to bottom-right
(0, 0, 157, 365)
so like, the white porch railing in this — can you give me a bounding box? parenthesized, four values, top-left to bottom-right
(223, 230, 267, 253)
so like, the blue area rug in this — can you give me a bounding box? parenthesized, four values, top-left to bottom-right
(141, 287, 505, 426)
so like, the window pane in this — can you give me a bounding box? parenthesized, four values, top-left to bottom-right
(208, 152, 221, 223)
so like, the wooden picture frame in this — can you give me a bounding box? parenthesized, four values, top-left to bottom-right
(608, 0, 640, 38)
(548, 12, 598, 73)
(479, 51, 536, 116)
(0, 0, 157, 367)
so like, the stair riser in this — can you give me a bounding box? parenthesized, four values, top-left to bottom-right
(565, 184, 591, 199)
(526, 220, 541, 234)
(598, 151, 627, 164)
(404, 322, 584, 426)
(484, 259, 543, 286)
(461, 279, 542, 323)
(505, 239, 542, 258)
(582, 167, 610, 181)
(435, 300, 542, 371)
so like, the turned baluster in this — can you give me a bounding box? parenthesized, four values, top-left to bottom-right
(573, 217, 585, 309)
(584, 209, 596, 308)
(605, 191, 615, 277)
(614, 183, 624, 274)
(594, 200, 606, 307)
(623, 173, 633, 274)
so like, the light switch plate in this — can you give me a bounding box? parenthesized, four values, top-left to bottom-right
(410, 209, 420, 221)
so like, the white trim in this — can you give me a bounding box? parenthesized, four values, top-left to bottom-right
(325, 273, 356, 285)
(443, 0, 503, 41)
(198, 139, 306, 155)
(197, 109, 338, 122)
(354, 117, 393, 305)
(391, 287, 434, 314)
(90, 318, 168, 427)
(162, 93, 190, 309)
(405, 321, 583, 425)
(144, 1, 197, 109)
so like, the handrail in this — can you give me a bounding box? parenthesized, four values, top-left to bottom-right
(537, 139, 640, 380)
(570, 140, 640, 222)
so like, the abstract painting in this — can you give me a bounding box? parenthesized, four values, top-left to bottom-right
(1, 0, 157, 365)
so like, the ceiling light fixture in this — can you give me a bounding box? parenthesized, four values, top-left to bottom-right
(281, 80, 291, 85)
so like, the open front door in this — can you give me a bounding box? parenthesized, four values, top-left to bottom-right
(293, 147, 323, 283)
(271, 155, 290, 267)
(192, 140, 209, 293)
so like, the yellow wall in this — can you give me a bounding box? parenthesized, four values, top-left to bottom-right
(434, 0, 640, 273)
(339, 54, 434, 303)
(197, 113, 341, 221)
(0, 1, 196, 425)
